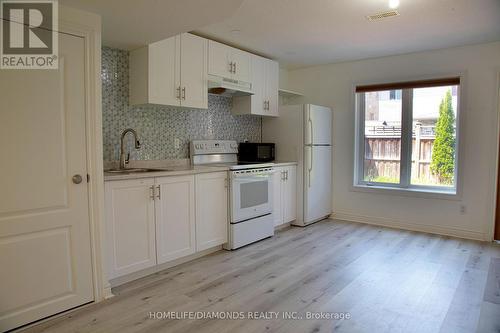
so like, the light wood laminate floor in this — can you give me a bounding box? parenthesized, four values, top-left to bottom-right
(20, 220, 500, 333)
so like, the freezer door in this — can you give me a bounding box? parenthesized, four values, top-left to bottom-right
(303, 146, 332, 223)
(304, 104, 332, 145)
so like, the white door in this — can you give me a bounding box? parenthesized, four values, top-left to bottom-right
(104, 179, 156, 279)
(155, 176, 196, 264)
(304, 105, 332, 145)
(208, 40, 232, 79)
(0, 32, 93, 331)
(304, 146, 332, 223)
(180, 33, 207, 109)
(231, 48, 252, 83)
(265, 60, 279, 117)
(283, 166, 297, 223)
(148, 36, 180, 106)
(195, 172, 228, 251)
(272, 167, 284, 226)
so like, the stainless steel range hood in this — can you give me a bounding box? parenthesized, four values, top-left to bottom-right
(208, 74, 254, 97)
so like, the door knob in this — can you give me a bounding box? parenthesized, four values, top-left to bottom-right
(72, 174, 83, 184)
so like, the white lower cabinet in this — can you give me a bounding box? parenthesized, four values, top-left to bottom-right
(272, 165, 297, 227)
(195, 172, 228, 251)
(105, 172, 229, 279)
(155, 175, 196, 264)
(272, 169, 283, 226)
(105, 178, 157, 279)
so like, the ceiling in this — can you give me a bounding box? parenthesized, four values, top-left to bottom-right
(59, 0, 244, 50)
(195, 0, 500, 68)
(60, 0, 500, 69)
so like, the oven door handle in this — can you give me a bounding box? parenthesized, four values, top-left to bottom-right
(232, 170, 275, 178)
(232, 175, 273, 181)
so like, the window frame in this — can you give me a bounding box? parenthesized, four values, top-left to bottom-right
(353, 76, 463, 197)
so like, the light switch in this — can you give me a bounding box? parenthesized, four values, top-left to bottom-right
(174, 138, 180, 149)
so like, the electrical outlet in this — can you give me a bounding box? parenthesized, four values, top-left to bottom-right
(174, 138, 180, 149)
(459, 204, 466, 215)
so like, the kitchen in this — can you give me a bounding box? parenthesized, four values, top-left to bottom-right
(1, 1, 500, 332)
(101, 35, 331, 282)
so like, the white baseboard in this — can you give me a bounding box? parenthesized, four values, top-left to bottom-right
(103, 286, 114, 299)
(274, 222, 292, 231)
(109, 245, 223, 288)
(331, 211, 489, 241)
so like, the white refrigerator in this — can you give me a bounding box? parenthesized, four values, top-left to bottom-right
(262, 104, 332, 226)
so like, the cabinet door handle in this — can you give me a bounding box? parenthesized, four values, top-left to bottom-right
(229, 61, 233, 73)
(182, 87, 186, 100)
(176, 86, 181, 99)
(156, 185, 161, 200)
(233, 62, 237, 74)
(150, 185, 155, 200)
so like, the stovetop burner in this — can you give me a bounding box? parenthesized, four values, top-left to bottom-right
(190, 140, 274, 170)
(206, 162, 275, 170)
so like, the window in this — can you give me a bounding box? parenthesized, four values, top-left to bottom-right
(355, 77, 460, 193)
(389, 90, 402, 100)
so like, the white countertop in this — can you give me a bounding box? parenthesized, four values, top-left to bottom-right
(103, 161, 297, 181)
(272, 161, 298, 167)
(104, 165, 230, 181)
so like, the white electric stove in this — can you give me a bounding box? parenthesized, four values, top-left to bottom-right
(190, 140, 275, 249)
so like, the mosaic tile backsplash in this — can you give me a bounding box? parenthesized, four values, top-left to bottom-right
(102, 47, 261, 161)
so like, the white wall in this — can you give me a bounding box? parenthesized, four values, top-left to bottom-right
(279, 67, 290, 90)
(285, 42, 500, 241)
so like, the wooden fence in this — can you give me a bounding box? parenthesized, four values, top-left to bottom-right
(364, 135, 438, 183)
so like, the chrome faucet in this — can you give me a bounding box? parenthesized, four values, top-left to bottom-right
(119, 128, 141, 169)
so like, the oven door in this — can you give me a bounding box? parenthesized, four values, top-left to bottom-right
(231, 168, 274, 223)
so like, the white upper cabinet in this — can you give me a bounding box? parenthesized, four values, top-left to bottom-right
(180, 33, 208, 109)
(230, 48, 252, 83)
(232, 55, 279, 117)
(130, 33, 207, 109)
(208, 40, 252, 83)
(208, 40, 232, 79)
(265, 59, 279, 117)
(151, 36, 180, 106)
(129, 34, 280, 113)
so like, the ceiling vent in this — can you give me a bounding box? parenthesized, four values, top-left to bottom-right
(366, 10, 400, 21)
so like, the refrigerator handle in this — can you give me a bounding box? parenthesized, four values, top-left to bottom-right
(308, 117, 313, 145)
(308, 147, 313, 187)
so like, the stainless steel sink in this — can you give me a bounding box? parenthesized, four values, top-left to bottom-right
(104, 168, 172, 174)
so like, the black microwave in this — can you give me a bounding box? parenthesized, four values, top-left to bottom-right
(238, 142, 275, 163)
